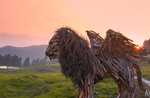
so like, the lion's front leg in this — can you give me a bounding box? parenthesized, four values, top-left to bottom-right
(77, 87, 84, 98)
(77, 78, 94, 98)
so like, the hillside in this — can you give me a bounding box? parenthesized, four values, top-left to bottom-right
(0, 45, 48, 62)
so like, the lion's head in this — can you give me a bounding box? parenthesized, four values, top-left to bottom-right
(45, 27, 101, 84)
(45, 33, 61, 60)
(45, 27, 86, 61)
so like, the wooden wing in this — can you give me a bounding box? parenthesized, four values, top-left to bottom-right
(86, 30, 104, 54)
(96, 29, 146, 58)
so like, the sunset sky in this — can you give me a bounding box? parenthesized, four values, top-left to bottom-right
(0, 0, 150, 47)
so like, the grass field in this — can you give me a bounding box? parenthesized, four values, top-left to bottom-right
(140, 64, 150, 80)
(0, 65, 117, 98)
(0, 64, 150, 98)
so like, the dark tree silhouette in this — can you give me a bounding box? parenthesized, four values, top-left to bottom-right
(31, 59, 35, 66)
(0, 55, 2, 65)
(7, 54, 12, 66)
(23, 57, 30, 67)
(31, 58, 40, 66)
(39, 56, 48, 65)
(0, 54, 22, 67)
(12, 55, 22, 67)
(143, 38, 150, 50)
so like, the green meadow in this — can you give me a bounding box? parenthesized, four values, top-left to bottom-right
(140, 64, 150, 80)
(0, 64, 150, 98)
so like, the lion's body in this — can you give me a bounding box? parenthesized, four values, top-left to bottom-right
(45, 27, 145, 98)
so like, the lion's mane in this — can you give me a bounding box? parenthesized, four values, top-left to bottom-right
(55, 27, 101, 87)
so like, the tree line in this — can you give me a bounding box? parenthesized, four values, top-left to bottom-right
(0, 54, 57, 67)
(0, 54, 22, 67)
(143, 38, 150, 50)
(23, 56, 48, 67)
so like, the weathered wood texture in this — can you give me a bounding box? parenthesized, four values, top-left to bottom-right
(46, 27, 148, 98)
(87, 29, 148, 98)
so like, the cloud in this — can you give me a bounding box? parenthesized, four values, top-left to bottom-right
(0, 33, 51, 47)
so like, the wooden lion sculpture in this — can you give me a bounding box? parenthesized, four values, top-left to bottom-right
(45, 27, 145, 98)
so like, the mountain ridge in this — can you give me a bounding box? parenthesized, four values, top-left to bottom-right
(0, 45, 48, 62)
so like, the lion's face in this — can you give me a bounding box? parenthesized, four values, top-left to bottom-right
(45, 34, 61, 60)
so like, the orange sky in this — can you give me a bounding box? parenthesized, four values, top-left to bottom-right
(0, 0, 150, 47)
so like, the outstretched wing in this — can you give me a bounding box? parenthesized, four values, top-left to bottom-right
(96, 29, 147, 58)
(87, 29, 147, 91)
(86, 30, 104, 54)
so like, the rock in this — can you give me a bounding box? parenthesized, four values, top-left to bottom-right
(2, 71, 6, 73)
(31, 68, 53, 73)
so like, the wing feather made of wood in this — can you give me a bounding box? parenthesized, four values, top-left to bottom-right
(86, 30, 104, 54)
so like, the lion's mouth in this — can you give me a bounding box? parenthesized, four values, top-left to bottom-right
(49, 54, 54, 57)
(45, 50, 60, 60)
(45, 52, 54, 58)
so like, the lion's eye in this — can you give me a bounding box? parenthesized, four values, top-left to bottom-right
(51, 42, 57, 47)
(49, 42, 53, 45)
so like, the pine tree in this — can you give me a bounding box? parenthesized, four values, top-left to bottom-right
(12, 55, 22, 67)
(42, 56, 48, 65)
(0, 55, 2, 65)
(7, 54, 12, 66)
(31, 59, 35, 66)
(23, 57, 30, 67)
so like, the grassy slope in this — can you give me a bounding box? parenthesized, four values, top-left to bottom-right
(140, 64, 150, 80)
(0, 63, 150, 98)
(135, 63, 150, 98)
(0, 65, 117, 98)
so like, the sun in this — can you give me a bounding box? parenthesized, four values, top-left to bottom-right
(135, 45, 140, 50)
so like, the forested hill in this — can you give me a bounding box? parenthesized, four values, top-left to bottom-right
(143, 38, 150, 51)
(0, 45, 47, 62)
